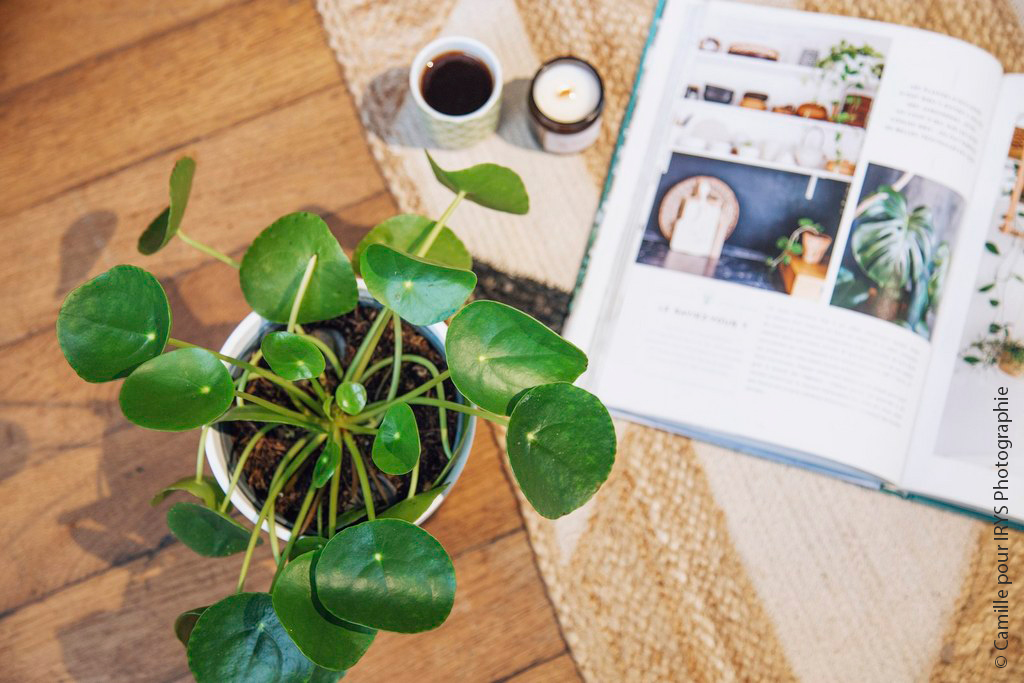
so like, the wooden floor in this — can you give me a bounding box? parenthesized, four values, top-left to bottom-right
(0, 2, 579, 681)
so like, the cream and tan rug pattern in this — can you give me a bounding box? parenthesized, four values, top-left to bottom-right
(316, 0, 1024, 679)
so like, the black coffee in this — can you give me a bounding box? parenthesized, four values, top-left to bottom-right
(420, 51, 493, 116)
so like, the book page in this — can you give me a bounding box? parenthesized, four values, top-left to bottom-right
(902, 76, 1024, 521)
(566, 0, 1003, 484)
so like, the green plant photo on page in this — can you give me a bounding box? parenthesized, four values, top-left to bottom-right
(55, 151, 616, 682)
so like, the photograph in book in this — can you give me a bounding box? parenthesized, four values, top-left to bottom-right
(936, 118, 1024, 465)
(830, 164, 964, 339)
(634, 13, 890, 301)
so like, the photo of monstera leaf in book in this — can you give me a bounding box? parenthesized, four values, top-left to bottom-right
(830, 163, 962, 339)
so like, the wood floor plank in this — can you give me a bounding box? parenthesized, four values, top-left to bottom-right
(0, 84, 385, 348)
(0, 0, 237, 94)
(0, 528, 554, 682)
(503, 654, 582, 683)
(0, 0, 341, 217)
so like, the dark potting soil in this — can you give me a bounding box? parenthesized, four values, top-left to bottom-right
(220, 304, 461, 533)
(472, 260, 571, 332)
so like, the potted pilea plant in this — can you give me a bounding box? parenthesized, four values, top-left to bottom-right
(765, 218, 831, 270)
(816, 40, 884, 127)
(56, 153, 616, 682)
(965, 323, 1024, 377)
(965, 237, 1024, 377)
(825, 131, 855, 176)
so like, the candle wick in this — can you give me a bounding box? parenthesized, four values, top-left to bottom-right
(557, 86, 575, 99)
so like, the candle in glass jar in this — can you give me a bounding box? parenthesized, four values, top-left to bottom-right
(528, 57, 604, 154)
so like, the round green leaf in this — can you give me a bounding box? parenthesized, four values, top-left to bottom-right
(352, 214, 472, 275)
(506, 383, 615, 519)
(360, 244, 476, 326)
(315, 519, 455, 633)
(151, 475, 225, 509)
(174, 606, 208, 647)
(371, 404, 420, 475)
(336, 382, 367, 415)
(166, 502, 255, 557)
(240, 212, 358, 324)
(447, 301, 588, 414)
(427, 152, 529, 214)
(261, 331, 325, 381)
(212, 405, 325, 432)
(312, 439, 342, 489)
(57, 265, 172, 383)
(188, 593, 314, 683)
(119, 348, 234, 431)
(139, 156, 196, 254)
(379, 485, 447, 523)
(272, 551, 376, 671)
(852, 186, 934, 290)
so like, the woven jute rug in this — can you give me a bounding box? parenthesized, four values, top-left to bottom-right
(316, 0, 1024, 679)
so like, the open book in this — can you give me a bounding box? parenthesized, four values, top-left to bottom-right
(566, 0, 1024, 525)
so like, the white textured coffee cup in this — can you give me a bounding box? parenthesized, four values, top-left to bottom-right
(409, 36, 502, 149)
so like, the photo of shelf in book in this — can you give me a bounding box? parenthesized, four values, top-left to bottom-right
(635, 152, 846, 299)
(677, 16, 889, 182)
(690, 27, 887, 130)
(830, 163, 964, 339)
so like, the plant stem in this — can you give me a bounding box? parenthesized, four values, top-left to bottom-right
(299, 332, 343, 376)
(405, 355, 453, 460)
(271, 483, 319, 590)
(177, 230, 241, 269)
(358, 369, 451, 420)
(168, 338, 323, 415)
(267, 513, 281, 564)
(287, 254, 318, 333)
(328, 427, 342, 536)
(342, 431, 375, 521)
(316, 497, 323, 536)
(234, 391, 321, 427)
(235, 349, 262, 408)
(309, 377, 330, 405)
(344, 309, 390, 383)
(360, 358, 393, 383)
(387, 311, 402, 402)
(407, 397, 508, 424)
(342, 425, 378, 435)
(431, 424, 471, 487)
(220, 424, 275, 513)
(236, 500, 274, 593)
(235, 436, 310, 593)
(359, 352, 444, 387)
(407, 461, 420, 501)
(416, 191, 466, 257)
(194, 425, 210, 482)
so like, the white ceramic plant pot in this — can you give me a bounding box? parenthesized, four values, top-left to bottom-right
(205, 287, 475, 541)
